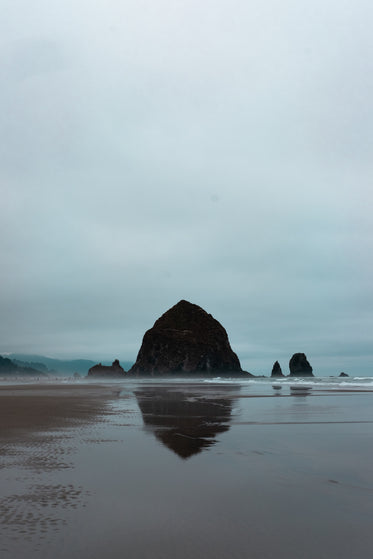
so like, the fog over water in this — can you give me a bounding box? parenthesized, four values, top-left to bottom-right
(1, 1, 373, 375)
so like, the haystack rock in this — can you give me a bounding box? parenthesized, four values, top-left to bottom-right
(289, 353, 313, 377)
(129, 300, 247, 376)
(88, 359, 126, 378)
(271, 361, 284, 377)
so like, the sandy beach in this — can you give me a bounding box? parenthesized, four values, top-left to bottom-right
(1, 378, 373, 559)
(0, 383, 116, 438)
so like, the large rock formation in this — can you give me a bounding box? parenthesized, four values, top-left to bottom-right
(129, 300, 246, 376)
(289, 353, 313, 377)
(271, 361, 284, 377)
(88, 359, 126, 378)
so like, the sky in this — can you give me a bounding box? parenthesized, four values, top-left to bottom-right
(1, 0, 373, 376)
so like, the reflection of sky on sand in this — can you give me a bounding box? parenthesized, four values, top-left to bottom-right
(0, 431, 92, 555)
(135, 384, 238, 458)
(0, 384, 114, 555)
(231, 384, 373, 425)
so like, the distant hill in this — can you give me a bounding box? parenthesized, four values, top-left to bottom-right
(12, 359, 49, 373)
(8, 354, 134, 376)
(0, 355, 47, 377)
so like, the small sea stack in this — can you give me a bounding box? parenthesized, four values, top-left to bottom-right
(129, 300, 247, 376)
(289, 353, 314, 377)
(271, 361, 284, 377)
(88, 359, 126, 378)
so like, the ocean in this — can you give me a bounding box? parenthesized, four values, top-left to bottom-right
(1, 376, 373, 558)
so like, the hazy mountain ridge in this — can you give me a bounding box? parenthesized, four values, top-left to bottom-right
(12, 359, 49, 373)
(8, 354, 134, 376)
(0, 355, 47, 376)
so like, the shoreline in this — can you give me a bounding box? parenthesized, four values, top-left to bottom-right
(0, 383, 117, 440)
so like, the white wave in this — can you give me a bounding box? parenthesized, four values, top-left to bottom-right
(203, 375, 373, 391)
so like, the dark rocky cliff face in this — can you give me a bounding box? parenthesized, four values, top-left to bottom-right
(129, 300, 244, 376)
(289, 353, 313, 377)
(271, 361, 284, 377)
(88, 359, 126, 378)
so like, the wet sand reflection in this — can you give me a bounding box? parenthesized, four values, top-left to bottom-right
(135, 384, 237, 458)
(0, 383, 115, 550)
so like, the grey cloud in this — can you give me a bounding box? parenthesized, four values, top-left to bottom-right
(2, 38, 68, 81)
(1, 0, 372, 376)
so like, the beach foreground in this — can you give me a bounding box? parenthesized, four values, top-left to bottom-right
(1, 378, 373, 559)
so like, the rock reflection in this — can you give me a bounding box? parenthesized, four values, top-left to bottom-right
(135, 384, 236, 459)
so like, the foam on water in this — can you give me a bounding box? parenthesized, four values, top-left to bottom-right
(204, 375, 373, 391)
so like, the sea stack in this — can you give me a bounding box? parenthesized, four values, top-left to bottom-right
(271, 361, 284, 377)
(129, 300, 245, 376)
(289, 353, 314, 377)
(88, 359, 126, 378)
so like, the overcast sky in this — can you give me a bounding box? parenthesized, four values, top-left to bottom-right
(1, 0, 373, 376)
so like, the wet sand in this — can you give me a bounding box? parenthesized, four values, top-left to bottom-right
(0, 383, 116, 438)
(1, 380, 373, 559)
